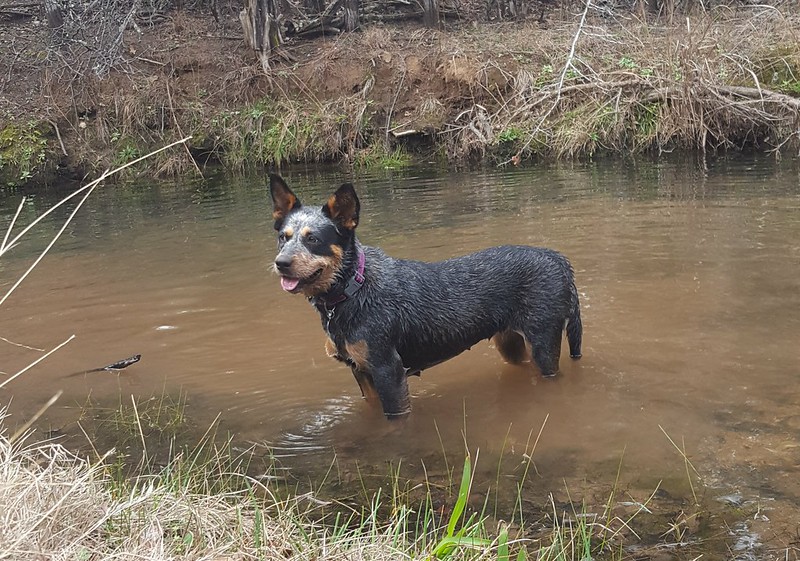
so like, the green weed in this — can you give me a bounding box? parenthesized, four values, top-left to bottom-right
(497, 127, 524, 144)
(428, 455, 490, 559)
(634, 102, 661, 146)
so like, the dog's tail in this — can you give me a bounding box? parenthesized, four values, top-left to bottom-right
(566, 270, 583, 359)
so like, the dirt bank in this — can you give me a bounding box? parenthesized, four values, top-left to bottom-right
(1, 3, 799, 186)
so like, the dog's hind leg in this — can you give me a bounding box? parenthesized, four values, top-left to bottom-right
(525, 325, 563, 378)
(492, 330, 528, 364)
(566, 282, 583, 359)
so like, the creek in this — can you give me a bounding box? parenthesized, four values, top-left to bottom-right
(2, 156, 799, 558)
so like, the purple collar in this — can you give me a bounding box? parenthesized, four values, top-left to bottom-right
(316, 248, 365, 308)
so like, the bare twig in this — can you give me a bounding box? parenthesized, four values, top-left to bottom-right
(385, 68, 406, 149)
(165, 79, 203, 177)
(0, 137, 191, 309)
(1, 197, 25, 254)
(0, 137, 191, 260)
(0, 183, 97, 307)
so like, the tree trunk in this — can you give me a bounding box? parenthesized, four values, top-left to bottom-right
(342, 0, 358, 31)
(240, 0, 283, 70)
(44, 0, 63, 31)
(421, 0, 438, 27)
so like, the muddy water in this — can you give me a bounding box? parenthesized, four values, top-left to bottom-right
(2, 158, 800, 556)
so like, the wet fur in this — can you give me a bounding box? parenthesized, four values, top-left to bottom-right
(270, 174, 583, 419)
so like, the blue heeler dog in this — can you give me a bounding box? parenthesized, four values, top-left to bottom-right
(269, 174, 583, 419)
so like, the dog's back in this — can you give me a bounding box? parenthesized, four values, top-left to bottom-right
(353, 245, 581, 376)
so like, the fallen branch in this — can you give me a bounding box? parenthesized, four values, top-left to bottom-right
(644, 83, 800, 112)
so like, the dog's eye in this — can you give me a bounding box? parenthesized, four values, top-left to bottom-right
(278, 233, 287, 242)
(306, 234, 319, 244)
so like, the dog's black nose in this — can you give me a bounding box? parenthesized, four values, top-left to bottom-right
(274, 255, 293, 271)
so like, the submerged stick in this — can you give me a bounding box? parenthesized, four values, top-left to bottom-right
(64, 354, 142, 378)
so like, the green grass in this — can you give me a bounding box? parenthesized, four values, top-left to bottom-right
(354, 144, 411, 169)
(203, 95, 374, 170)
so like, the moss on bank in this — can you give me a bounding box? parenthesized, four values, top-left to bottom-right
(2, 8, 800, 186)
(0, 119, 59, 187)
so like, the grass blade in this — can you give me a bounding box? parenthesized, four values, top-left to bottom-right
(447, 455, 472, 538)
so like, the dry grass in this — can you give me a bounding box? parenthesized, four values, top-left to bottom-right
(431, 8, 800, 162)
(0, 410, 424, 560)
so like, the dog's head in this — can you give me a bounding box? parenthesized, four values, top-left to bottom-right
(269, 174, 360, 297)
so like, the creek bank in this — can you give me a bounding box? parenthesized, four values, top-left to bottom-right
(1, 7, 799, 187)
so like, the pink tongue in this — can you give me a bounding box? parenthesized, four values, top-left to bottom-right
(280, 276, 300, 292)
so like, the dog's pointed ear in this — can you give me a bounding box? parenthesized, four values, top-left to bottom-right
(269, 174, 301, 230)
(323, 183, 360, 231)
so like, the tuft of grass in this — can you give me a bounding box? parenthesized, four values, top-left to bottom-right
(91, 390, 189, 451)
(354, 144, 411, 169)
(207, 94, 374, 171)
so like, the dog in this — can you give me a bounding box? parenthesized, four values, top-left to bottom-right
(269, 174, 583, 419)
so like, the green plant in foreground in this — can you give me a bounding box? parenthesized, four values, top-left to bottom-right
(428, 455, 496, 560)
(634, 102, 660, 146)
(497, 127, 523, 144)
(113, 143, 141, 166)
(778, 79, 800, 95)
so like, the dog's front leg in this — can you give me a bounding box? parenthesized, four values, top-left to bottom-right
(367, 348, 411, 420)
(343, 339, 410, 419)
(350, 367, 380, 402)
